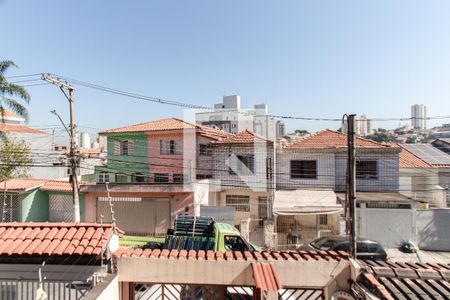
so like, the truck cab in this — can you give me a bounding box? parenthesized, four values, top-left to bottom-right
(214, 223, 255, 252)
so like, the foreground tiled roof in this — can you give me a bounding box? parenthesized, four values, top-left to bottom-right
(214, 129, 271, 144)
(114, 248, 348, 261)
(286, 129, 392, 149)
(399, 147, 434, 168)
(0, 223, 117, 256)
(251, 262, 282, 292)
(359, 260, 450, 299)
(0, 178, 73, 192)
(0, 123, 47, 134)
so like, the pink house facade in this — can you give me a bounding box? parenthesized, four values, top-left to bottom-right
(82, 118, 229, 236)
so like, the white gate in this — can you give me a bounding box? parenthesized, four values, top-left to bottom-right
(358, 208, 414, 247)
(96, 197, 170, 236)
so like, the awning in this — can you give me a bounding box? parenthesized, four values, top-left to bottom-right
(251, 262, 282, 292)
(273, 189, 343, 215)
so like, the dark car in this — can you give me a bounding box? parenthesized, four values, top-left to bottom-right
(300, 236, 387, 261)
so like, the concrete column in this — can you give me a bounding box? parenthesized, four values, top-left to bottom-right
(263, 220, 277, 250)
(240, 218, 250, 242)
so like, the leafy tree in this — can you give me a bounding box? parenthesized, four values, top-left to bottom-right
(0, 135, 32, 181)
(0, 60, 31, 122)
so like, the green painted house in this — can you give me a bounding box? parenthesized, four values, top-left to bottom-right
(0, 178, 84, 222)
(94, 132, 149, 183)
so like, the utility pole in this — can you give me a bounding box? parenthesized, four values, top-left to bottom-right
(347, 114, 357, 259)
(42, 74, 80, 222)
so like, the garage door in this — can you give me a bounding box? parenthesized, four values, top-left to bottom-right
(49, 194, 74, 222)
(96, 197, 170, 236)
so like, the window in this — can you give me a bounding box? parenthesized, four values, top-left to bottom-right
(0, 194, 20, 222)
(98, 171, 109, 183)
(160, 140, 180, 155)
(199, 144, 212, 156)
(116, 173, 128, 183)
(319, 214, 328, 226)
(228, 155, 255, 175)
(196, 174, 213, 180)
(225, 195, 250, 212)
(154, 173, 169, 183)
(224, 235, 252, 251)
(173, 174, 185, 183)
(120, 141, 129, 156)
(290, 160, 317, 179)
(132, 173, 145, 183)
(356, 160, 377, 179)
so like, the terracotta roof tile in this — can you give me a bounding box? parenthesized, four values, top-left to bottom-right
(286, 129, 393, 149)
(0, 178, 74, 192)
(0, 109, 20, 119)
(399, 147, 434, 168)
(0, 124, 47, 135)
(0, 223, 118, 257)
(251, 262, 282, 292)
(114, 248, 349, 262)
(360, 261, 450, 299)
(214, 129, 271, 144)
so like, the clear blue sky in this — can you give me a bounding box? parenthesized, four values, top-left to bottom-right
(2, 0, 450, 139)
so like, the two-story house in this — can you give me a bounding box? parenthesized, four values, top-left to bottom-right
(81, 118, 229, 236)
(211, 130, 275, 245)
(274, 129, 403, 248)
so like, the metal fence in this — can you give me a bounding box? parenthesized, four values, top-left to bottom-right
(0, 280, 94, 300)
(133, 283, 323, 300)
(276, 215, 336, 250)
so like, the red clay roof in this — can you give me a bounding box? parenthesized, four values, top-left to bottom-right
(251, 262, 282, 292)
(114, 248, 348, 261)
(0, 123, 47, 134)
(286, 129, 391, 149)
(360, 260, 450, 299)
(0, 223, 117, 256)
(399, 147, 434, 168)
(0, 110, 21, 119)
(98, 118, 230, 140)
(0, 178, 73, 192)
(214, 129, 270, 144)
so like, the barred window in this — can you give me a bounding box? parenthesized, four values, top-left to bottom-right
(155, 173, 169, 183)
(319, 214, 328, 226)
(173, 174, 185, 183)
(225, 195, 250, 212)
(291, 160, 317, 179)
(0, 194, 20, 222)
(356, 160, 377, 179)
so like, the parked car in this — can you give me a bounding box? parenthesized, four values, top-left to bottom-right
(300, 236, 388, 260)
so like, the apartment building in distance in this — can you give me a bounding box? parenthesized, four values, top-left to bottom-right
(411, 104, 427, 130)
(195, 95, 286, 141)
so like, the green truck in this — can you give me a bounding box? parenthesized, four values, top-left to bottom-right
(158, 215, 257, 252)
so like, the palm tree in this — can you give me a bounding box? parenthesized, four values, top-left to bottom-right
(0, 60, 31, 123)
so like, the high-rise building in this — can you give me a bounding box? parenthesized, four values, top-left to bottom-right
(341, 115, 372, 136)
(80, 132, 91, 149)
(411, 104, 427, 130)
(195, 95, 286, 140)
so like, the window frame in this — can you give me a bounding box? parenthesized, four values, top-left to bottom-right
(225, 195, 250, 212)
(132, 172, 145, 183)
(356, 160, 378, 179)
(154, 173, 169, 183)
(290, 160, 317, 179)
(98, 171, 110, 183)
(173, 173, 185, 183)
(120, 140, 129, 156)
(199, 144, 213, 156)
(115, 173, 128, 183)
(160, 140, 180, 155)
(228, 155, 255, 175)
